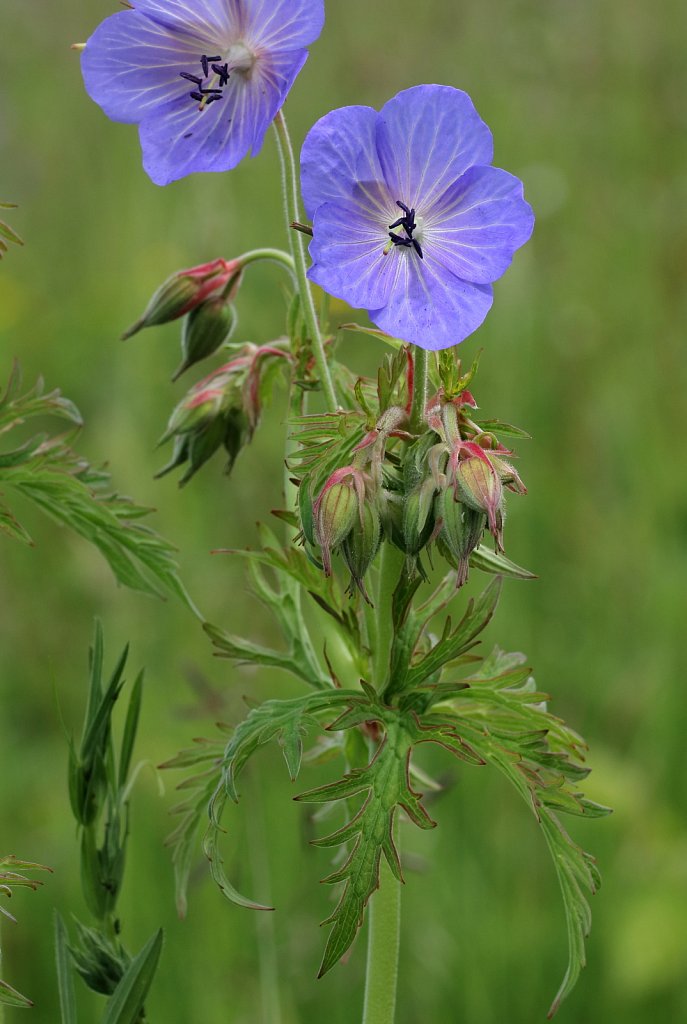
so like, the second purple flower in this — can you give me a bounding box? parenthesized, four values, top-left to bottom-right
(301, 85, 535, 351)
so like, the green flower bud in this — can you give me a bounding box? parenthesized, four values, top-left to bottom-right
(341, 501, 381, 593)
(121, 258, 239, 340)
(314, 470, 362, 576)
(435, 488, 485, 587)
(402, 478, 436, 556)
(454, 456, 503, 548)
(173, 295, 239, 381)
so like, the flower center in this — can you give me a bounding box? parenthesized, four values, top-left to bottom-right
(179, 43, 256, 111)
(387, 201, 424, 259)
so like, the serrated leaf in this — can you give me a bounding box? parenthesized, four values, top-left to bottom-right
(434, 647, 611, 1015)
(403, 577, 502, 690)
(298, 709, 484, 975)
(162, 692, 362, 916)
(101, 929, 162, 1024)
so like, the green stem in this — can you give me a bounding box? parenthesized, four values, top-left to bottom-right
(362, 818, 402, 1024)
(409, 346, 430, 434)
(238, 247, 296, 279)
(273, 111, 338, 413)
(372, 543, 404, 690)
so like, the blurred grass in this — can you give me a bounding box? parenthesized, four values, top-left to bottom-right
(1, 0, 686, 1020)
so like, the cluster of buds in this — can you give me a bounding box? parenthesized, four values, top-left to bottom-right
(299, 375, 527, 594)
(303, 406, 411, 597)
(157, 344, 289, 485)
(122, 258, 243, 378)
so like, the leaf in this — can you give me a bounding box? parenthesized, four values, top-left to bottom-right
(162, 692, 362, 916)
(473, 418, 531, 439)
(338, 323, 404, 350)
(0, 368, 194, 609)
(403, 577, 502, 690)
(101, 928, 163, 1024)
(298, 709, 484, 975)
(433, 647, 611, 1016)
(0, 978, 32, 1008)
(470, 544, 537, 580)
(119, 670, 144, 789)
(205, 527, 335, 689)
(54, 912, 78, 1024)
(0, 220, 23, 247)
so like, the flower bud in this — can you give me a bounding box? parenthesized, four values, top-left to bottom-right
(489, 454, 527, 495)
(121, 258, 239, 340)
(402, 478, 436, 556)
(314, 468, 364, 575)
(70, 921, 129, 996)
(341, 501, 381, 593)
(435, 488, 485, 587)
(453, 455, 503, 548)
(173, 293, 239, 381)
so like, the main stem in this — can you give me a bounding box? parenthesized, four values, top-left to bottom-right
(362, 819, 402, 1024)
(273, 111, 338, 413)
(363, 347, 432, 1023)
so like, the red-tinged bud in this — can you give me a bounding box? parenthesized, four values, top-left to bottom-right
(313, 467, 365, 575)
(453, 456, 504, 549)
(489, 454, 527, 494)
(341, 501, 381, 595)
(173, 294, 239, 381)
(435, 488, 485, 587)
(121, 258, 240, 340)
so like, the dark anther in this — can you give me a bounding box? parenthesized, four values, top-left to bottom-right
(388, 200, 423, 259)
(211, 62, 231, 87)
(201, 55, 222, 77)
(189, 91, 205, 102)
(180, 72, 203, 85)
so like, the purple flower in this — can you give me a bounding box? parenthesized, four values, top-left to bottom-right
(301, 85, 534, 351)
(81, 0, 324, 186)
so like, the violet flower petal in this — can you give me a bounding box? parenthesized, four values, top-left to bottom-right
(239, 0, 325, 50)
(376, 86, 494, 211)
(301, 106, 386, 219)
(81, 11, 206, 125)
(371, 257, 494, 352)
(140, 48, 308, 185)
(426, 166, 535, 285)
(134, 0, 232, 40)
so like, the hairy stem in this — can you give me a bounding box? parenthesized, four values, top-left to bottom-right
(372, 544, 404, 690)
(409, 346, 430, 434)
(273, 111, 338, 413)
(238, 247, 296, 280)
(362, 819, 402, 1024)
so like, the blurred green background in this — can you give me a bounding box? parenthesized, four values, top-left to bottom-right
(1, 0, 686, 1020)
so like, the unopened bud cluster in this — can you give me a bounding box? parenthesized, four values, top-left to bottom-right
(122, 258, 243, 380)
(158, 344, 289, 485)
(298, 361, 527, 594)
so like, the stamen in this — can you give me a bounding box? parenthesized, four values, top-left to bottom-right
(387, 200, 423, 259)
(211, 62, 231, 87)
(201, 55, 221, 77)
(180, 56, 230, 110)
